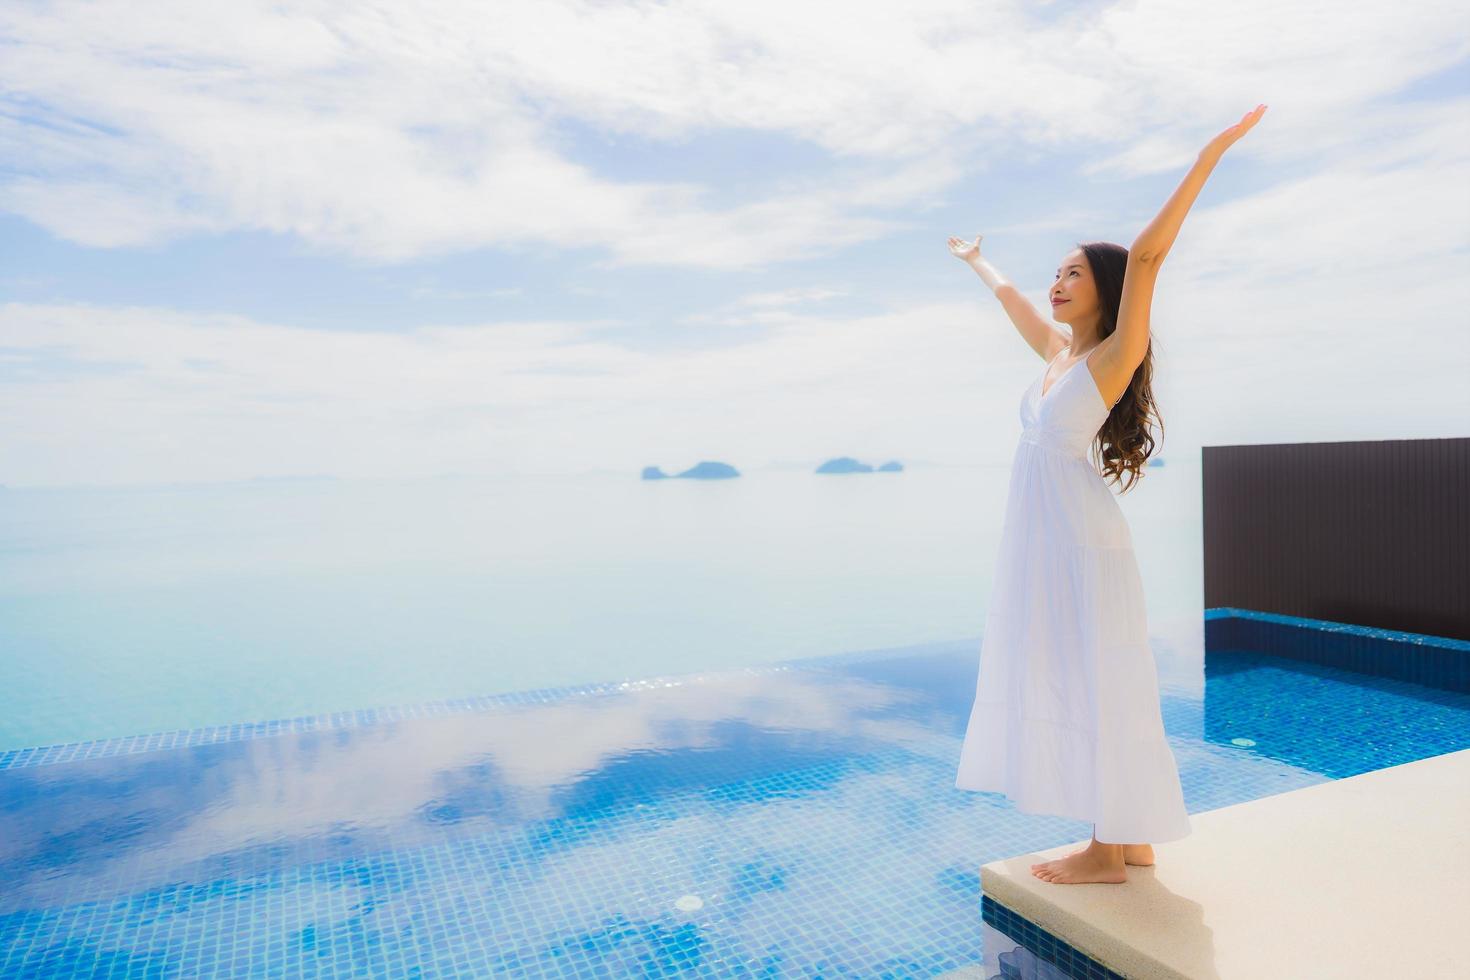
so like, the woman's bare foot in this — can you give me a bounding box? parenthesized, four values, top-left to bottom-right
(1029, 843, 1127, 884)
(1030, 844, 1088, 870)
(1031, 842, 1153, 869)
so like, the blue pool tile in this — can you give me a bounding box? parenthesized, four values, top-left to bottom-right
(1206, 607, 1470, 693)
(1, 638, 1467, 976)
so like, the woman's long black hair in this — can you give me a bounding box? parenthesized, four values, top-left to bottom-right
(1077, 241, 1162, 493)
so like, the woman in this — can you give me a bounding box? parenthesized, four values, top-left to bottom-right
(949, 105, 1267, 885)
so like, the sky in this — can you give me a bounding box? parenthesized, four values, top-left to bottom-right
(1, 0, 1467, 488)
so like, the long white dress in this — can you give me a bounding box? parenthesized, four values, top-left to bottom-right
(953, 348, 1192, 844)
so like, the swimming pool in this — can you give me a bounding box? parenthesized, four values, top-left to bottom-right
(4, 638, 1467, 977)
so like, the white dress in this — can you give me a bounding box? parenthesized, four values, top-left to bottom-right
(954, 348, 1192, 844)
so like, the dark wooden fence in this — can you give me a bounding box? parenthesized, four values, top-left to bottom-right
(1202, 436, 1469, 642)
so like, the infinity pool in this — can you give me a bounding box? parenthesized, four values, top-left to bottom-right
(3, 640, 1468, 978)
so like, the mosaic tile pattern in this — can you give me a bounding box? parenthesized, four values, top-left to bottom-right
(1205, 607, 1470, 693)
(2, 638, 1468, 977)
(981, 895, 1127, 980)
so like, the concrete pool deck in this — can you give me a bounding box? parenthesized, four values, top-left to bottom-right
(976, 747, 1470, 979)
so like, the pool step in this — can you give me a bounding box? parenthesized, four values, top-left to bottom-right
(978, 747, 1470, 979)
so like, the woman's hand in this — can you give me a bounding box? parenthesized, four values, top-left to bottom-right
(948, 233, 983, 262)
(1202, 104, 1267, 160)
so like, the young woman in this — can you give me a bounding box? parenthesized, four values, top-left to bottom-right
(949, 105, 1267, 885)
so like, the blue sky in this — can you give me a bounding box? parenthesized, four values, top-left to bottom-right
(1, 0, 1467, 487)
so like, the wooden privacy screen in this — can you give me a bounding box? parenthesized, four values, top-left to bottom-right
(1202, 436, 1469, 642)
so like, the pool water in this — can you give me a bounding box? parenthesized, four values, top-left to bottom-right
(3, 639, 1467, 978)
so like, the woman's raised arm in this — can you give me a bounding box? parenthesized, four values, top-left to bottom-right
(1132, 104, 1267, 264)
(1104, 105, 1268, 368)
(949, 233, 1063, 361)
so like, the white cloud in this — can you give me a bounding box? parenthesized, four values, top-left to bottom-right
(677, 285, 850, 325)
(736, 288, 847, 308)
(0, 296, 1013, 486)
(1, 1, 1467, 487)
(5, 115, 1469, 493)
(1, 1, 1464, 266)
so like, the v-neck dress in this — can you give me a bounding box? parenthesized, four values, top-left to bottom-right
(952, 348, 1192, 844)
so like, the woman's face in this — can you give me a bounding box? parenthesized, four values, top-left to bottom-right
(1049, 248, 1096, 324)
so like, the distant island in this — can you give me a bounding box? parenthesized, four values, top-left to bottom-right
(815, 456, 904, 474)
(642, 457, 905, 479)
(641, 461, 740, 480)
